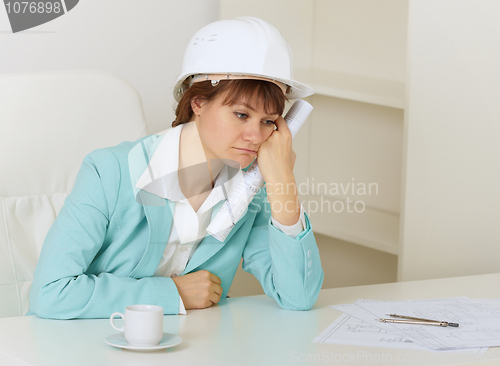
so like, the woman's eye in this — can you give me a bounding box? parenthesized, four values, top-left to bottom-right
(234, 112, 274, 127)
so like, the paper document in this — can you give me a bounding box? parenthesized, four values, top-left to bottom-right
(317, 302, 486, 354)
(314, 312, 430, 350)
(352, 297, 500, 350)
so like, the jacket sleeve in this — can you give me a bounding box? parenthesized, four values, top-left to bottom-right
(29, 148, 181, 319)
(241, 188, 324, 310)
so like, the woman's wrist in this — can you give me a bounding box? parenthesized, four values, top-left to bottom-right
(265, 178, 301, 225)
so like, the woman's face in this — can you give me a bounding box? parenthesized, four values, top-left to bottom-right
(193, 93, 279, 168)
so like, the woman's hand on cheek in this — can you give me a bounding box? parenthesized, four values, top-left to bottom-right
(257, 116, 296, 185)
(257, 116, 300, 225)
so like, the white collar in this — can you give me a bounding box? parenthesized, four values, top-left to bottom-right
(135, 123, 243, 204)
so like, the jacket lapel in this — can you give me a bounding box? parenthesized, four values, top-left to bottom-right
(129, 191, 173, 278)
(128, 134, 173, 278)
(130, 195, 252, 278)
(182, 203, 252, 274)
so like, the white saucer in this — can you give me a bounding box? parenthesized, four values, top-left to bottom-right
(105, 333, 182, 351)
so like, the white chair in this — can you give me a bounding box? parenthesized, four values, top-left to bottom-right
(0, 70, 148, 318)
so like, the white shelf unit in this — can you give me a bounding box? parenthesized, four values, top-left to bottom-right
(306, 195, 400, 255)
(220, 0, 407, 255)
(297, 93, 404, 255)
(295, 69, 405, 109)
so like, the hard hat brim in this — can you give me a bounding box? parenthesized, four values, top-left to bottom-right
(173, 72, 315, 102)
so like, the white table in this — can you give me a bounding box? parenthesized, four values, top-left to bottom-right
(2, 274, 500, 366)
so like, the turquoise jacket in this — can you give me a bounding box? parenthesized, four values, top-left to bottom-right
(29, 133, 324, 319)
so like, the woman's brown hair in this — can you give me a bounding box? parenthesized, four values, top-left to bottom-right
(172, 79, 288, 127)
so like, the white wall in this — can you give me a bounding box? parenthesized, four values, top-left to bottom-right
(0, 0, 219, 134)
(220, 0, 315, 72)
(313, 0, 407, 83)
(399, 0, 500, 281)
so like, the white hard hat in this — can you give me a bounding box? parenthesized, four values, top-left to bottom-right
(174, 17, 314, 101)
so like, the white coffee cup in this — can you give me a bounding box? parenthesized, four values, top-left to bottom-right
(110, 305, 164, 346)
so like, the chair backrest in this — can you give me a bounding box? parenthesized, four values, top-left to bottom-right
(0, 70, 149, 317)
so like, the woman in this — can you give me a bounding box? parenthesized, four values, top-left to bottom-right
(29, 17, 324, 319)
